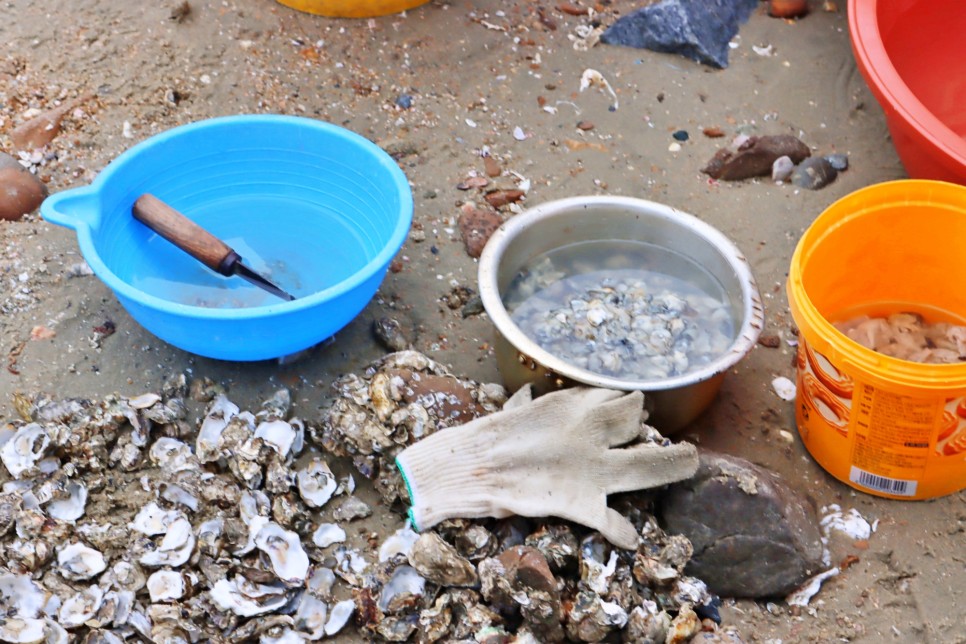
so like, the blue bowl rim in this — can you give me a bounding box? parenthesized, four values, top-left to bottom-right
(46, 114, 413, 321)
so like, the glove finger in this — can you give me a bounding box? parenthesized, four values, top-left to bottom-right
(502, 383, 534, 411)
(591, 390, 646, 447)
(595, 507, 641, 551)
(603, 442, 699, 493)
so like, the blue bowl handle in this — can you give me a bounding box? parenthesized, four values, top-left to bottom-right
(41, 187, 101, 231)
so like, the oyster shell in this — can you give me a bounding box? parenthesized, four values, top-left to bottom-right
(0, 618, 46, 643)
(297, 458, 338, 508)
(408, 531, 478, 587)
(209, 577, 288, 617)
(0, 572, 48, 618)
(1, 423, 51, 479)
(292, 592, 328, 639)
(59, 585, 105, 629)
(45, 482, 88, 522)
(254, 522, 310, 586)
(379, 524, 420, 562)
(254, 420, 298, 459)
(149, 437, 198, 474)
(103, 561, 147, 593)
(139, 516, 195, 567)
(311, 523, 346, 549)
(0, 358, 715, 642)
(378, 565, 426, 613)
(147, 570, 186, 602)
(57, 543, 107, 580)
(324, 599, 355, 637)
(196, 394, 240, 463)
(129, 502, 182, 536)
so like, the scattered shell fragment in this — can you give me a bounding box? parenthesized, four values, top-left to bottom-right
(579, 68, 619, 110)
(772, 376, 797, 401)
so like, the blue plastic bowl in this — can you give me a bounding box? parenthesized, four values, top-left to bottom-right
(42, 115, 413, 361)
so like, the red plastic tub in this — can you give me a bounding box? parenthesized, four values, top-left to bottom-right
(848, 0, 966, 184)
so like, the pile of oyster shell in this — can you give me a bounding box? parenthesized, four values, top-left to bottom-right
(0, 351, 722, 643)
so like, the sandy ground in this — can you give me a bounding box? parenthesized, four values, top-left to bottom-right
(1, 0, 964, 641)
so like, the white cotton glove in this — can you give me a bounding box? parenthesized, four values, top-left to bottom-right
(395, 386, 699, 550)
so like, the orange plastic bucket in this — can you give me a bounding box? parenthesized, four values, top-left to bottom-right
(275, 0, 429, 18)
(787, 180, 966, 500)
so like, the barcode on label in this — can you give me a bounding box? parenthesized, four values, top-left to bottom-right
(849, 466, 918, 497)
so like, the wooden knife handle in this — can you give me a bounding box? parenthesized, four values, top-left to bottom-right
(132, 193, 235, 275)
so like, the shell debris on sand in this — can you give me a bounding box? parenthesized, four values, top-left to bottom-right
(0, 354, 733, 642)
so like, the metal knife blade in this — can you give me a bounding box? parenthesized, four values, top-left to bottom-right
(229, 256, 297, 302)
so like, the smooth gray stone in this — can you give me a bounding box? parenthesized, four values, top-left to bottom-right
(601, 0, 759, 69)
(658, 450, 826, 598)
(792, 156, 838, 190)
(824, 153, 850, 171)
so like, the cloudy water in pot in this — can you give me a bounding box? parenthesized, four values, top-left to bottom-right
(503, 240, 737, 381)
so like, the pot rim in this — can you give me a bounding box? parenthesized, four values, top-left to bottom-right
(478, 195, 764, 391)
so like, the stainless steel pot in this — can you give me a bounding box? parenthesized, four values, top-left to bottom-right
(478, 196, 764, 433)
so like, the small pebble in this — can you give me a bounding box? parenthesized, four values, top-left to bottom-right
(672, 130, 690, 141)
(824, 153, 849, 171)
(461, 295, 485, 318)
(394, 94, 413, 109)
(769, 0, 808, 18)
(373, 317, 410, 352)
(771, 155, 794, 182)
(668, 142, 682, 152)
(576, 120, 595, 131)
(791, 157, 838, 190)
(758, 334, 781, 348)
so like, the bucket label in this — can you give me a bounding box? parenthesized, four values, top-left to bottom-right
(849, 382, 935, 482)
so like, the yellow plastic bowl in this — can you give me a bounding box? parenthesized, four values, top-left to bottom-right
(276, 0, 430, 17)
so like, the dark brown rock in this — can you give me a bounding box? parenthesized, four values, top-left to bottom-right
(659, 449, 825, 598)
(384, 368, 487, 423)
(458, 204, 503, 258)
(497, 545, 557, 593)
(10, 94, 92, 150)
(701, 135, 811, 181)
(483, 189, 525, 209)
(0, 153, 48, 221)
